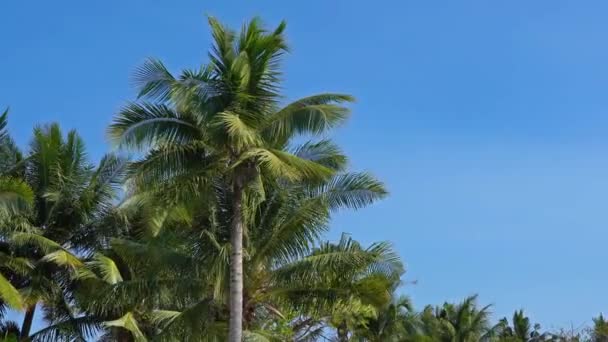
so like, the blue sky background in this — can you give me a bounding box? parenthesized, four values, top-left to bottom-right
(2, 0, 608, 334)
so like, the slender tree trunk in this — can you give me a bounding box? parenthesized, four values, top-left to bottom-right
(20, 304, 36, 341)
(228, 178, 244, 342)
(337, 320, 349, 342)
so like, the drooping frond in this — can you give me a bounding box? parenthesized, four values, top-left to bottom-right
(0, 252, 33, 276)
(240, 148, 334, 182)
(307, 172, 388, 211)
(88, 253, 123, 284)
(0, 273, 23, 310)
(11, 233, 62, 255)
(265, 94, 354, 144)
(151, 299, 225, 341)
(109, 103, 203, 150)
(127, 142, 217, 190)
(0, 177, 34, 214)
(41, 249, 84, 270)
(29, 316, 101, 342)
(75, 154, 129, 222)
(253, 192, 329, 265)
(268, 234, 403, 315)
(291, 140, 347, 171)
(105, 312, 147, 342)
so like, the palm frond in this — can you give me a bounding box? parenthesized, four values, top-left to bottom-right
(108, 103, 202, 150)
(133, 58, 176, 101)
(307, 172, 387, 211)
(12, 233, 62, 255)
(41, 249, 84, 270)
(150, 299, 224, 341)
(0, 177, 34, 214)
(266, 94, 354, 143)
(0, 273, 22, 309)
(291, 140, 347, 171)
(88, 253, 123, 284)
(215, 111, 262, 149)
(105, 312, 147, 342)
(29, 316, 101, 342)
(240, 148, 334, 181)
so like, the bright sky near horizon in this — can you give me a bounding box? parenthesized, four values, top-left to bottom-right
(2, 0, 608, 333)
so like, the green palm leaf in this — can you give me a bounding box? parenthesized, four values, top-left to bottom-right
(265, 94, 354, 143)
(0, 177, 34, 214)
(109, 103, 202, 149)
(105, 312, 147, 342)
(0, 272, 23, 309)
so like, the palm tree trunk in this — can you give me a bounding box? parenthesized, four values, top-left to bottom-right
(19, 304, 36, 340)
(337, 320, 349, 342)
(228, 179, 244, 342)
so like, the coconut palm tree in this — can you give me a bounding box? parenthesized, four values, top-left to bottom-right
(109, 16, 357, 341)
(492, 310, 542, 342)
(348, 295, 416, 342)
(591, 314, 608, 342)
(416, 295, 492, 342)
(0, 110, 34, 312)
(64, 165, 395, 341)
(0, 113, 127, 340)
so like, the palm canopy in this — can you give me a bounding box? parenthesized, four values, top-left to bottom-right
(348, 295, 416, 342)
(0, 114, 127, 339)
(59, 167, 393, 341)
(108, 16, 354, 192)
(416, 295, 493, 342)
(491, 310, 542, 342)
(0, 110, 31, 216)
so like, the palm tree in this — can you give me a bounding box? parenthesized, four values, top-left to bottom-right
(0, 112, 127, 340)
(65, 165, 395, 340)
(348, 295, 415, 342)
(417, 295, 492, 342)
(492, 310, 542, 342)
(0, 110, 33, 312)
(109, 16, 356, 341)
(591, 314, 608, 342)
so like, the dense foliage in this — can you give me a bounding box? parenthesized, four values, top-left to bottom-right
(0, 17, 606, 342)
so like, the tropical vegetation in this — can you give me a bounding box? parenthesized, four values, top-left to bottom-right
(0, 16, 606, 342)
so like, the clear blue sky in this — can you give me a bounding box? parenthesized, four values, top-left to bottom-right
(2, 0, 608, 332)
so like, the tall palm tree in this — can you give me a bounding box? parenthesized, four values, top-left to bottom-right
(109, 16, 356, 341)
(0, 112, 127, 340)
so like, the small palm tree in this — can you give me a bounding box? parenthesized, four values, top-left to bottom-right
(591, 314, 608, 342)
(492, 310, 542, 342)
(349, 295, 415, 342)
(109, 16, 357, 342)
(417, 295, 492, 342)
